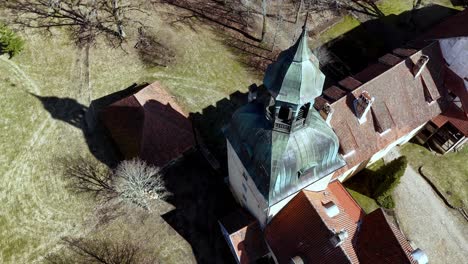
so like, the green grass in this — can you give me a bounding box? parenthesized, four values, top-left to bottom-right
(0, 4, 260, 262)
(400, 143, 468, 208)
(315, 0, 461, 46)
(347, 188, 380, 214)
(344, 159, 385, 213)
(315, 15, 361, 46)
(378, 0, 461, 15)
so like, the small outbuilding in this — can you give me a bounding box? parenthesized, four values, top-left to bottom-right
(100, 82, 195, 168)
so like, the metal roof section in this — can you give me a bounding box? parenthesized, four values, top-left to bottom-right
(224, 19, 345, 205)
(263, 19, 325, 106)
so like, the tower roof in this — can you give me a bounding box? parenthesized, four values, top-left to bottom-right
(263, 17, 325, 105)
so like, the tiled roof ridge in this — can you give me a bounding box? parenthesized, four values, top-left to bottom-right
(371, 209, 416, 263)
(302, 189, 357, 262)
(320, 41, 437, 108)
(330, 180, 365, 217)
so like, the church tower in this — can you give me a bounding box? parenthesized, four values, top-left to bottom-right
(224, 19, 346, 226)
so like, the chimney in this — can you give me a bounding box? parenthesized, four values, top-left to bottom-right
(413, 55, 429, 79)
(411, 248, 429, 264)
(289, 255, 305, 264)
(319, 102, 334, 126)
(330, 229, 348, 247)
(353, 91, 375, 124)
(248, 84, 258, 102)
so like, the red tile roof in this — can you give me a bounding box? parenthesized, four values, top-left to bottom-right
(265, 181, 365, 264)
(315, 42, 445, 179)
(339, 76, 363, 92)
(100, 82, 195, 167)
(265, 181, 417, 264)
(357, 209, 416, 264)
(432, 103, 468, 136)
(219, 209, 270, 264)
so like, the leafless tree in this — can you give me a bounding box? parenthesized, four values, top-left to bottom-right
(58, 155, 116, 201)
(134, 27, 175, 67)
(1, 0, 146, 46)
(303, 0, 384, 18)
(114, 159, 169, 211)
(46, 237, 158, 264)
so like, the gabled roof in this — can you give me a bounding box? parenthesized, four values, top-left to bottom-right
(265, 181, 364, 264)
(100, 82, 195, 167)
(357, 209, 416, 264)
(265, 181, 417, 264)
(219, 209, 270, 264)
(314, 41, 445, 178)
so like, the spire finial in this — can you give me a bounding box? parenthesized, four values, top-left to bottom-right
(302, 11, 309, 31)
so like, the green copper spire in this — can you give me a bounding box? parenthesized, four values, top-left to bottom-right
(293, 14, 311, 62)
(263, 14, 325, 106)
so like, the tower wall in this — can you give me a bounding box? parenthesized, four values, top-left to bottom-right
(227, 139, 269, 226)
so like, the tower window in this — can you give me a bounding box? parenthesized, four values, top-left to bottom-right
(297, 103, 310, 120)
(278, 106, 292, 122)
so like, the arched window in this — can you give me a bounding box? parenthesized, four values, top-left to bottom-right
(278, 106, 292, 122)
(297, 103, 311, 120)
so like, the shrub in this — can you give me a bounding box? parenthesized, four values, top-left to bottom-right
(0, 24, 24, 58)
(377, 195, 395, 209)
(372, 156, 407, 208)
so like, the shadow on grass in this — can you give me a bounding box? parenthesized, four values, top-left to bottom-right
(320, 4, 459, 82)
(161, 151, 238, 264)
(29, 83, 148, 168)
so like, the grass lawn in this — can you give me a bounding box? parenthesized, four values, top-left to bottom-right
(315, 0, 461, 47)
(400, 143, 468, 208)
(347, 188, 380, 214)
(0, 2, 259, 262)
(344, 159, 384, 213)
(315, 15, 361, 46)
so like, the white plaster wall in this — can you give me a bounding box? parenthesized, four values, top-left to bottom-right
(337, 123, 427, 181)
(304, 173, 333, 192)
(227, 140, 268, 225)
(439, 37, 468, 89)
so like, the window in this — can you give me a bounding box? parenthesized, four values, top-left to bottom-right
(242, 182, 247, 192)
(278, 106, 292, 122)
(242, 172, 248, 181)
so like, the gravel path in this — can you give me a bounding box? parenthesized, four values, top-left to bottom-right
(387, 149, 468, 263)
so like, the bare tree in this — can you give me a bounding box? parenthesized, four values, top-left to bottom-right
(46, 237, 158, 264)
(58, 155, 116, 201)
(113, 159, 169, 211)
(303, 0, 384, 18)
(1, 0, 145, 46)
(134, 27, 175, 67)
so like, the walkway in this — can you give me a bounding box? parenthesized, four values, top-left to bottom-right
(385, 148, 468, 263)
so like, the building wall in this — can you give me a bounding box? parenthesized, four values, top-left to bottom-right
(337, 122, 427, 182)
(227, 140, 269, 225)
(227, 139, 335, 226)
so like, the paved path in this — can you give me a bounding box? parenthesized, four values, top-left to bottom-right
(386, 149, 468, 263)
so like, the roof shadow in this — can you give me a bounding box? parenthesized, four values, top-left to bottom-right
(320, 4, 459, 83)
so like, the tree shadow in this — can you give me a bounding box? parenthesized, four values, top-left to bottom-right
(161, 0, 261, 41)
